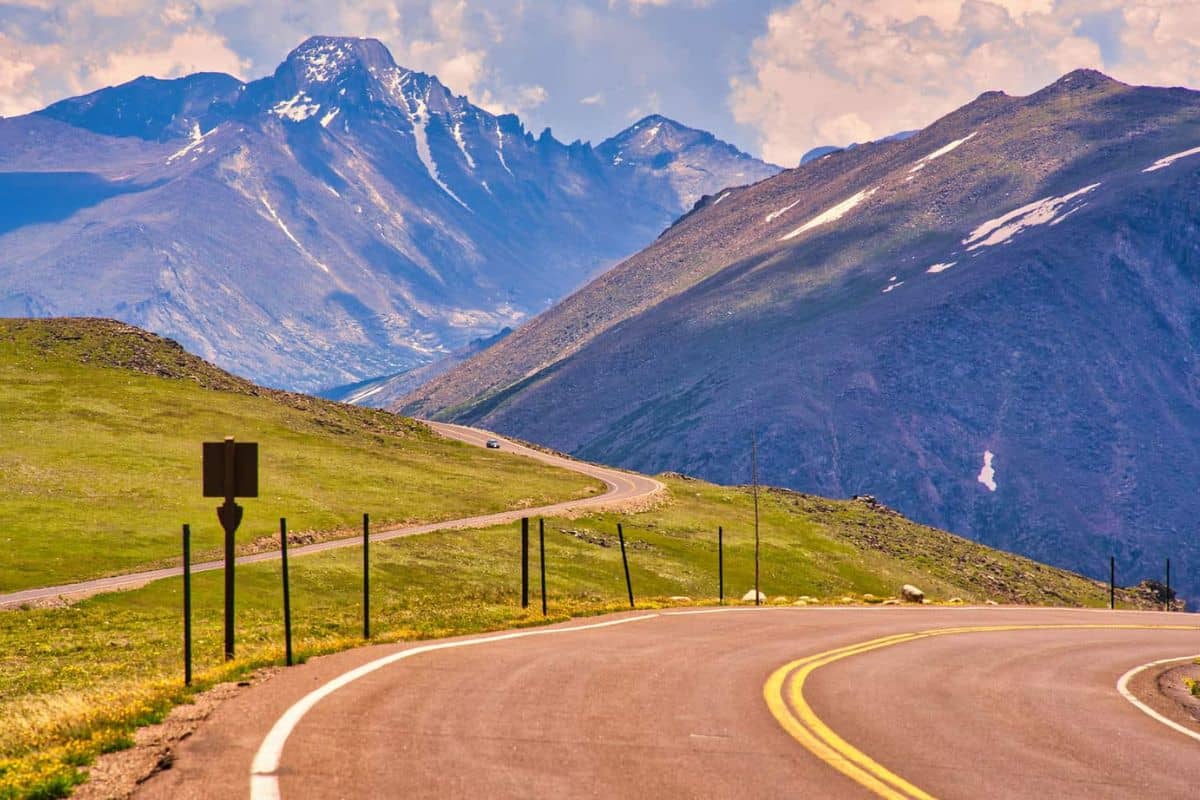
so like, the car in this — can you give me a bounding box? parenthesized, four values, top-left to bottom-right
(486, 438, 501, 449)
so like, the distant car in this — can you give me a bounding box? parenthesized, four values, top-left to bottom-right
(486, 438, 501, 449)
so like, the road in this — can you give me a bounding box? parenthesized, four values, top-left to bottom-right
(0, 422, 662, 608)
(138, 606, 1200, 799)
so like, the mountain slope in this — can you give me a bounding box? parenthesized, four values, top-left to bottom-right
(0, 36, 775, 392)
(401, 70, 1200, 602)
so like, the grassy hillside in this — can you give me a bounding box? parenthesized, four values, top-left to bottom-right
(0, 318, 1152, 799)
(0, 318, 604, 591)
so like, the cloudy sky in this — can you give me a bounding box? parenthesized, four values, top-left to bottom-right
(2, 1, 1200, 165)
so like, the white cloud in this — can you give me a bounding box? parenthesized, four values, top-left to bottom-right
(580, 92, 605, 105)
(730, 0, 1200, 166)
(87, 27, 249, 87)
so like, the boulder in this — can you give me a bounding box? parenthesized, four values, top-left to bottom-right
(948, 597, 964, 604)
(881, 599, 901, 605)
(792, 599, 809, 606)
(742, 589, 767, 603)
(985, 599, 1000, 606)
(668, 596, 692, 602)
(900, 584, 926, 603)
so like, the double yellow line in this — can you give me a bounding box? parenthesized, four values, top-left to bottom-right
(763, 623, 1200, 799)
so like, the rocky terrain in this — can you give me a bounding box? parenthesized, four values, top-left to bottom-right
(401, 70, 1200, 603)
(0, 36, 776, 391)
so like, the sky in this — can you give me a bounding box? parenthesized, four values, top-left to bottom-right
(2, 1, 1200, 166)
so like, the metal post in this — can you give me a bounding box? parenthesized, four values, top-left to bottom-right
(718, 526, 724, 605)
(281, 518, 293, 666)
(521, 517, 530, 609)
(1166, 558, 1171, 612)
(618, 523, 635, 608)
(540, 518, 547, 616)
(752, 431, 761, 607)
(363, 513, 370, 640)
(1110, 556, 1115, 610)
(218, 435, 241, 661)
(183, 524, 192, 686)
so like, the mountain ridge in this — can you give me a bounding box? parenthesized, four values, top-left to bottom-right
(398, 68, 1200, 603)
(0, 35, 777, 392)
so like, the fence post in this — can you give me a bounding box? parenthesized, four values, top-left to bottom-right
(183, 524, 192, 686)
(718, 526, 724, 605)
(540, 518, 547, 616)
(363, 513, 370, 640)
(1110, 556, 1115, 610)
(1166, 558, 1171, 612)
(618, 523, 635, 608)
(521, 517, 530, 609)
(280, 518, 293, 666)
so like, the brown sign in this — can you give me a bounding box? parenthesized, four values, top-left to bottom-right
(202, 440, 259, 498)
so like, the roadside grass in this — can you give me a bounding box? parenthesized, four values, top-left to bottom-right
(0, 319, 603, 591)
(0, 476, 1125, 799)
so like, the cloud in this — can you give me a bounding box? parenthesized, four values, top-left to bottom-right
(87, 27, 249, 87)
(580, 92, 605, 105)
(729, 0, 1200, 166)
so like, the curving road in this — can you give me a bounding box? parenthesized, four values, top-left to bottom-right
(137, 606, 1200, 800)
(0, 422, 662, 608)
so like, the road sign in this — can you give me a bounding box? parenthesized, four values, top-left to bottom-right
(202, 441, 258, 498)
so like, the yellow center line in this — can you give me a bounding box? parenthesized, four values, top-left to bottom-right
(764, 623, 1200, 800)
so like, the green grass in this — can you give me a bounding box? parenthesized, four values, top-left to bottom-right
(0, 475, 1130, 798)
(0, 319, 603, 590)
(0, 318, 1141, 798)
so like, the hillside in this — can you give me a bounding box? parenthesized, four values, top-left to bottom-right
(0, 317, 604, 592)
(0, 36, 777, 393)
(400, 69, 1200, 603)
(0, 316, 1161, 798)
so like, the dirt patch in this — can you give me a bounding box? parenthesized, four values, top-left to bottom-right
(73, 668, 280, 800)
(1156, 661, 1200, 727)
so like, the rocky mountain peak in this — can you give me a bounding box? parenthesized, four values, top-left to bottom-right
(284, 36, 399, 84)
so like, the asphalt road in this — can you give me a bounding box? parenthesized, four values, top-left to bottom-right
(138, 606, 1200, 799)
(0, 422, 662, 608)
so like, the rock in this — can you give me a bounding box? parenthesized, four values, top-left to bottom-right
(668, 596, 692, 602)
(900, 584, 925, 603)
(839, 596, 855, 604)
(792, 599, 808, 606)
(742, 589, 767, 603)
(881, 599, 901, 605)
(770, 596, 790, 604)
(985, 599, 1000, 606)
(948, 597, 964, 604)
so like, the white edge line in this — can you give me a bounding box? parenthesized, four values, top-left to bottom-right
(1116, 654, 1200, 744)
(249, 613, 661, 800)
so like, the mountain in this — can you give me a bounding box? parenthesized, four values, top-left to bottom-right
(0, 36, 776, 392)
(596, 114, 779, 209)
(400, 69, 1200, 603)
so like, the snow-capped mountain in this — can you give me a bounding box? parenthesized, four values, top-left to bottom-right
(401, 69, 1200, 603)
(0, 36, 775, 391)
(597, 114, 779, 210)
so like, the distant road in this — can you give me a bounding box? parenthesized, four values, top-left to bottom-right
(137, 606, 1200, 799)
(0, 422, 662, 608)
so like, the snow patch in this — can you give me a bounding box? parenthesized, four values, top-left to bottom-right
(881, 281, 904, 293)
(765, 197, 802, 223)
(977, 450, 997, 492)
(452, 120, 476, 170)
(713, 191, 731, 206)
(963, 183, 1100, 251)
(926, 261, 956, 274)
(272, 93, 321, 122)
(297, 41, 351, 83)
(260, 194, 330, 274)
(780, 187, 879, 241)
(166, 122, 214, 164)
(320, 108, 340, 128)
(1142, 145, 1200, 173)
(405, 92, 470, 210)
(908, 131, 977, 174)
(496, 126, 514, 176)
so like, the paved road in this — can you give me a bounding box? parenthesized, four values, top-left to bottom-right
(0, 422, 662, 608)
(138, 606, 1200, 800)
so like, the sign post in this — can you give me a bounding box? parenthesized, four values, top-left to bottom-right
(203, 436, 258, 661)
